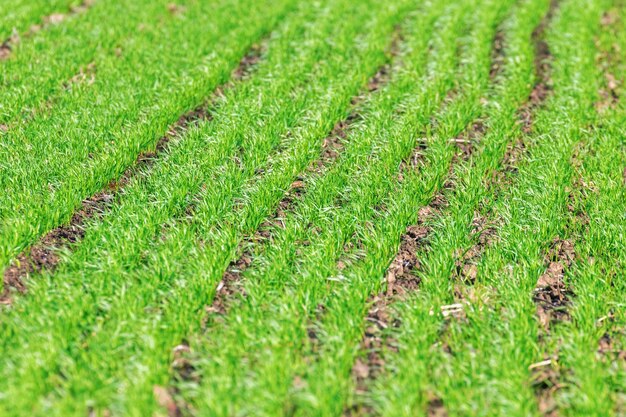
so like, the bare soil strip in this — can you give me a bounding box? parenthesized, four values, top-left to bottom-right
(502, 0, 559, 177)
(531, 237, 576, 417)
(344, 199, 443, 417)
(531, 146, 590, 416)
(448, 123, 499, 288)
(173, 32, 404, 416)
(461, 0, 560, 288)
(205, 31, 403, 319)
(0, 44, 266, 306)
(489, 30, 506, 80)
(344, 112, 490, 416)
(342, 28, 511, 417)
(533, 237, 576, 331)
(0, 0, 95, 61)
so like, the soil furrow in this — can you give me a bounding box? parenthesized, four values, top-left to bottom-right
(529, 4, 620, 414)
(0, 0, 95, 61)
(344, 115, 486, 416)
(488, 6, 512, 83)
(347, 1, 560, 411)
(344, 200, 441, 417)
(446, 122, 499, 287)
(0, 43, 266, 306)
(489, 30, 506, 80)
(503, 0, 559, 175)
(530, 237, 576, 417)
(533, 238, 576, 330)
(531, 145, 593, 416)
(530, 20, 624, 399)
(438, 25, 513, 284)
(342, 8, 513, 412)
(593, 1, 626, 366)
(452, 0, 561, 288)
(204, 33, 403, 319)
(205, 102, 373, 318)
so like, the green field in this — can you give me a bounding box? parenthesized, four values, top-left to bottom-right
(0, 0, 625, 416)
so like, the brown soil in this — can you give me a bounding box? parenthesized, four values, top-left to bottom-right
(345, 94, 494, 410)
(452, 212, 497, 284)
(153, 385, 181, 417)
(502, 138, 528, 174)
(344, 191, 447, 416)
(153, 339, 200, 417)
(530, 358, 563, 417)
(232, 43, 265, 81)
(367, 64, 391, 93)
(385, 206, 435, 297)
(0, 36, 14, 60)
(531, 239, 576, 416)
(356, 297, 392, 385)
(0, 187, 115, 304)
(318, 117, 355, 169)
(533, 238, 575, 330)
(427, 395, 449, 417)
(452, 121, 486, 161)
(205, 246, 253, 317)
(204, 102, 361, 321)
(344, 296, 391, 417)
(367, 26, 403, 93)
(598, 330, 626, 360)
(166, 3, 186, 16)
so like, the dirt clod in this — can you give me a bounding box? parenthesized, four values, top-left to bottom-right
(206, 248, 252, 317)
(534, 238, 575, 329)
(167, 3, 186, 15)
(385, 225, 428, 297)
(598, 332, 626, 360)
(530, 358, 562, 417)
(232, 43, 264, 81)
(0, 43, 11, 60)
(352, 296, 389, 391)
(427, 395, 449, 417)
